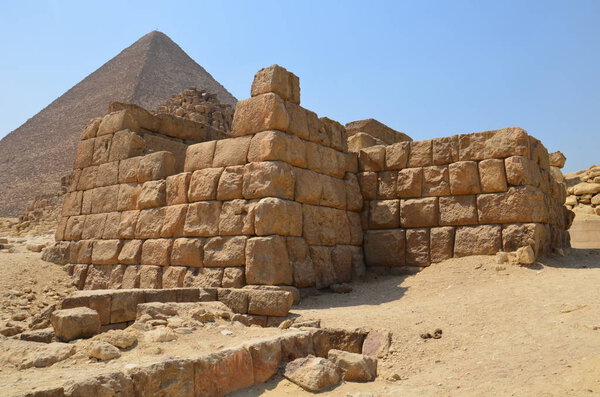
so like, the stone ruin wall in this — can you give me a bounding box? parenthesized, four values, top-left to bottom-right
(50, 65, 574, 292)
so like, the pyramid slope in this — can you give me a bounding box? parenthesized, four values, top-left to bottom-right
(0, 31, 236, 216)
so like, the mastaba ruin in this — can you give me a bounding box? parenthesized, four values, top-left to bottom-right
(44, 64, 574, 294)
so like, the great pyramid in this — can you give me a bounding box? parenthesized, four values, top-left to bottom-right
(0, 31, 236, 217)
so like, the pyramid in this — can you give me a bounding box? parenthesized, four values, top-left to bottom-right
(0, 31, 236, 216)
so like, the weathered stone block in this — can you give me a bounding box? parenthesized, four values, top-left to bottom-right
(458, 132, 490, 161)
(213, 135, 252, 167)
(118, 210, 139, 239)
(108, 129, 145, 161)
(183, 201, 221, 237)
(286, 237, 316, 288)
(92, 135, 112, 165)
(193, 347, 254, 396)
(110, 290, 145, 323)
(101, 212, 121, 239)
(218, 288, 249, 314)
(302, 205, 340, 246)
(51, 307, 100, 342)
(118, 156, 141, 183)
(364, 230, 405, 267)
(251, 64, 300, 104)
(188, 167, 224, 201)
(401, 197, 438, 228)
(309, 246, 337, 288)
(217, 165, 244, 200)
(295, 168, 322, 205)
(502, 223, 549, 255)
(344, 173, 363, 212)
(255, 197, 302, 236)
(454, 225, 502, 256)
(449, 161, 481, 195)
(160, 204, 187, 238)
(422, 165, 450, 196)
(184, 141, 216, 172)
(204, 236, 247, 267)
(479, 158, 508, 193)
(97, 109, 142, 136)
(62, 191, 83, 217)
(183, 267, 223, 288)
(385, 141, 410, 170)
(138, 180, 166, 209)
(248, 130, 305, 167)
(141, 239, 173, 267)
(96, 161, 119, 187)
(397, 167, 423, 198)
(505, 156, 535, 186)
(222, 267, 246, 288)
(358, 145, 385, 172)
(247, 290, 293, 316)
(405, 228, 430, 267)
(171, 238, 204, 267)
(484, 127, 530, 159)
(137, 151, 175, 182)
(139, 265, 162, 289)
(242, 161, 294, 200)
(369, 200, 400, 229)
(377, 171, 398, 200)
(430, 226, 455, 263)
(166, 172, 191, 205)
(117, 183, 141, 211)
(432, 135, 459, 165)
(78, 165, 98, 190)
(407, 139, 432, 167)
(81, 214, 107, 240)
(74, 139, 95, 169)
(285, 102, 310, 140)
(118, 239, 142, 265)
(84, 264, 112, 289)
(439, 195, 478, 226)
(135, 208, 165, 238)
(246, 236, 292, 285)
(90, 185, 119, 214)
(231, 93, 289, 136)
(319, 174, 346, 209)
(331, 245, 354, 283)
(219, 199, 255, 235)
(477, 186, 548, 224)
(162, 267, 187, 289)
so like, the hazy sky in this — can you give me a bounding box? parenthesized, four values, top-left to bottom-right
(0, 0, 598, 173)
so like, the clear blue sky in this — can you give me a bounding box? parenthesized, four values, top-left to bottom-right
(0, 0, 598, 173)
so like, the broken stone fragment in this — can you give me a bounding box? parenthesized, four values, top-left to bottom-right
(50, 307, 100, 342)
(88, 340, 121, 360)
(283, 355, 342, 392)
(328, 349, 377, 382)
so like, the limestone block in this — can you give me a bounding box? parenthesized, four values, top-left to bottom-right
(97, 109, 142, 136)
(287, 237, 316, 288)
(449, 161, 481, 195)
(84, 264, 112, 289)
(51, 307, 100, 342)
(369, 200, 400, 229)
(255, 197, 302, 236)
(217, 166, 244, 200)
(572, 182, 600, 195)
(65, 215, 85, 241)
(328, 349, 377, 382)
(183, 201, 221, 237)
(302, 205, 339, 246)
(347, 212, 363, 246)
(364, 230, 405, 267)
(96, 161, 119, 187)
(401, 197, 438, 228)
(118, 210, 139, 239)
(305, 109, 322, 142)
(110, 290, 145, 323)
(108, 265, 126, 288)
(137, 151, 176, 183)
(91, 240, 122, 265)
(92, 135, 112, 165)
(68, 168, 82, 192)
(62, 191, 83, 217)
(213, 135, 252, 167)
(479, 159, 508, 193)
(397, 168, 423, 198)
(141, 239, 173, 267)
(184, 141, 216, 172)
(135, 208, 165, 238)
(217, 288, 249, 314)
(222, 267, 246, 288)
(439, 195, 478, 225)
(74, 139, 95, 169)
(81, 118, 101, 140)
(102, 212, 121, 239)
(295, 168, 323, 205)
(283, 356, 342, 392)
(162, 267, 187, 289)
(432, 135, 459, 165)
(252, 65, 300, 103)
(183, 267, 223, 288)
(118, 156, 141, 183)
(77, 165, 98, 190)
(323, 117, 347, 151)
(347, 132, 384, 152)
(161, 204, 187, 237)
(405, 228, 430, 267)
(81, 214, 107, 240)
(454, 225, 502, 256)
(477, 186, 548, 224)
(407, 139, 432, 167)
(248, 130, 306, 167)
(108, 130, 145, 161)
(331, 245, 354, 284)
(385, 141, 410, 170)
(505, 156, 535, 186)
(502, 223, 549, 255)
(320, 146, 346, 178)
(357, 172, 377, 200)
(320, 174, 347, 210)
(121, 266, 140, 289)
(138, 180, 166, 209)
(309, 246, 337, 288)
(246, 236, 292, 285)
(231, 93, 289, 136)
(117, 183, 141, 211)
(204, 236, 247, 267)
(188, 167, 224, 201)
(285, 102, 310, 140)
(358, 145, 386, 172)
(242, 161, 294, 200)
(70, 240, 93, 264)
(458, 131, 490, 161)
(118, 239, 142, 265)
(375, 170, 396, 200)
(193, 347, 254, 396)
(247, 290, 293, 317)
(344, 173, 364, 212)
(171, 238, 204, 267)
(485, 128, 530, 159)
(219, 199, 255, 235)
(549, 151, 566, 168)
(422, 165, 450, 196)
(430, 226, 455, 263)
(91, 185, 119, 214)
(166, 172, 191, 205)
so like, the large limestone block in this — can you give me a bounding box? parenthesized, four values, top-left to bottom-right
(449, 161, 481, 195)
(320, 174, 347, 209)
(246, 236, 292, 285)
(251, 64, 300, 104)
(97, 109, 142, 136)
(302, 205, 342, 246)
(135, 208, 165, 238)
(171, 238, 204, 267)
(110, 290, 145, 323)
(357, 171, 377, 200)
(369, 200, 400, 229)
(295, 168, 323, 205)
(364, 230, 405, 267)
(430, 226, 455, 263)
(188, 167, 224, 201)
(184, 141, 216, 172)
(287, 237, 316, 288)
(309, 246, 337, 288)
(502, 223, 549, 255)
(345, 173, 364, 212)
(283, 356, 342, 392)
(108, 129, 145, 161)
(118, 210, 139, 239)
(346, 118, 412, 145)
(242, 161, 295, 200)
(549, 151, 566, 168)
(92, 134, 113, 165)
(193, 347, 254, 396)
(328, 349, 377, 382)
(62, 191, 83, 217)
(529, 136, 550, 170)
(77, 165, 98, 190)
(139, 265, 163, 289)
(204, 236, 247, 267)
(347, 131, 384, 152)
(82, 214, 107, 240)
(118, 156, 141, 183)
(479, 159, 508, 193)
(222, 267, 246, 288)
(90, 185, 119, 214)
(161, 204, 188, 238)
(218, 288, 249, 313)
(400, 197, 438, 228)
(91, 240, 122, 265)
(213, 135, 252, 167)
(308, 145, 346, 178)
(358, 145, 386, 172)
(117, 183, 141, 211)
(422, 165, 450, 196)
(247, 290, 294, 317)
(183, 201, 221, 237)
(285, 102, 311, 140)
(248, 130, 307, 168)
(70, 240, 94, 264)
(118, 239, 142, 265)
(397, 167, 423, 198)
(505, 156, 536, 186)
(432, 135, 459, 165)
(454, 225, 502, 256)
(166, 172, 191, 205)
(331, 245, 354, 283)
(458, 131, 491, 161)
(183, 267, 224, 288)
(51, 307, 100, 341)
(244, 338, 283, 384)
(81, 117, 101, 140)
(84, 264, 112, 289)
(102, 212, 121, 239)
(573, 182, 600, 195)
(232, 93, 289, 136)
(96, 161, 119, 187)
(407, 139, 433, 167)
(162, 266, 187, 288)
(121, 266, 140, 289)
(439, 195, 478, 225)
(138, 180, 166, 209)
(141, 239, 173, 267)
(377, 171, 398, 200)
(321, 117, 347, 152)
(129, 359, 194, 397)
(217, 165, 244, 200)
(385, 141, 410, 170)
(219, 199, 255, 235)
(255, 197, 302, 236)
(477, 186, 548, 224)
(74, 138, 95, 169)
(405, 228, 430, 267)
(484, 127, 530, 158)
(137, 151, 175, 183)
